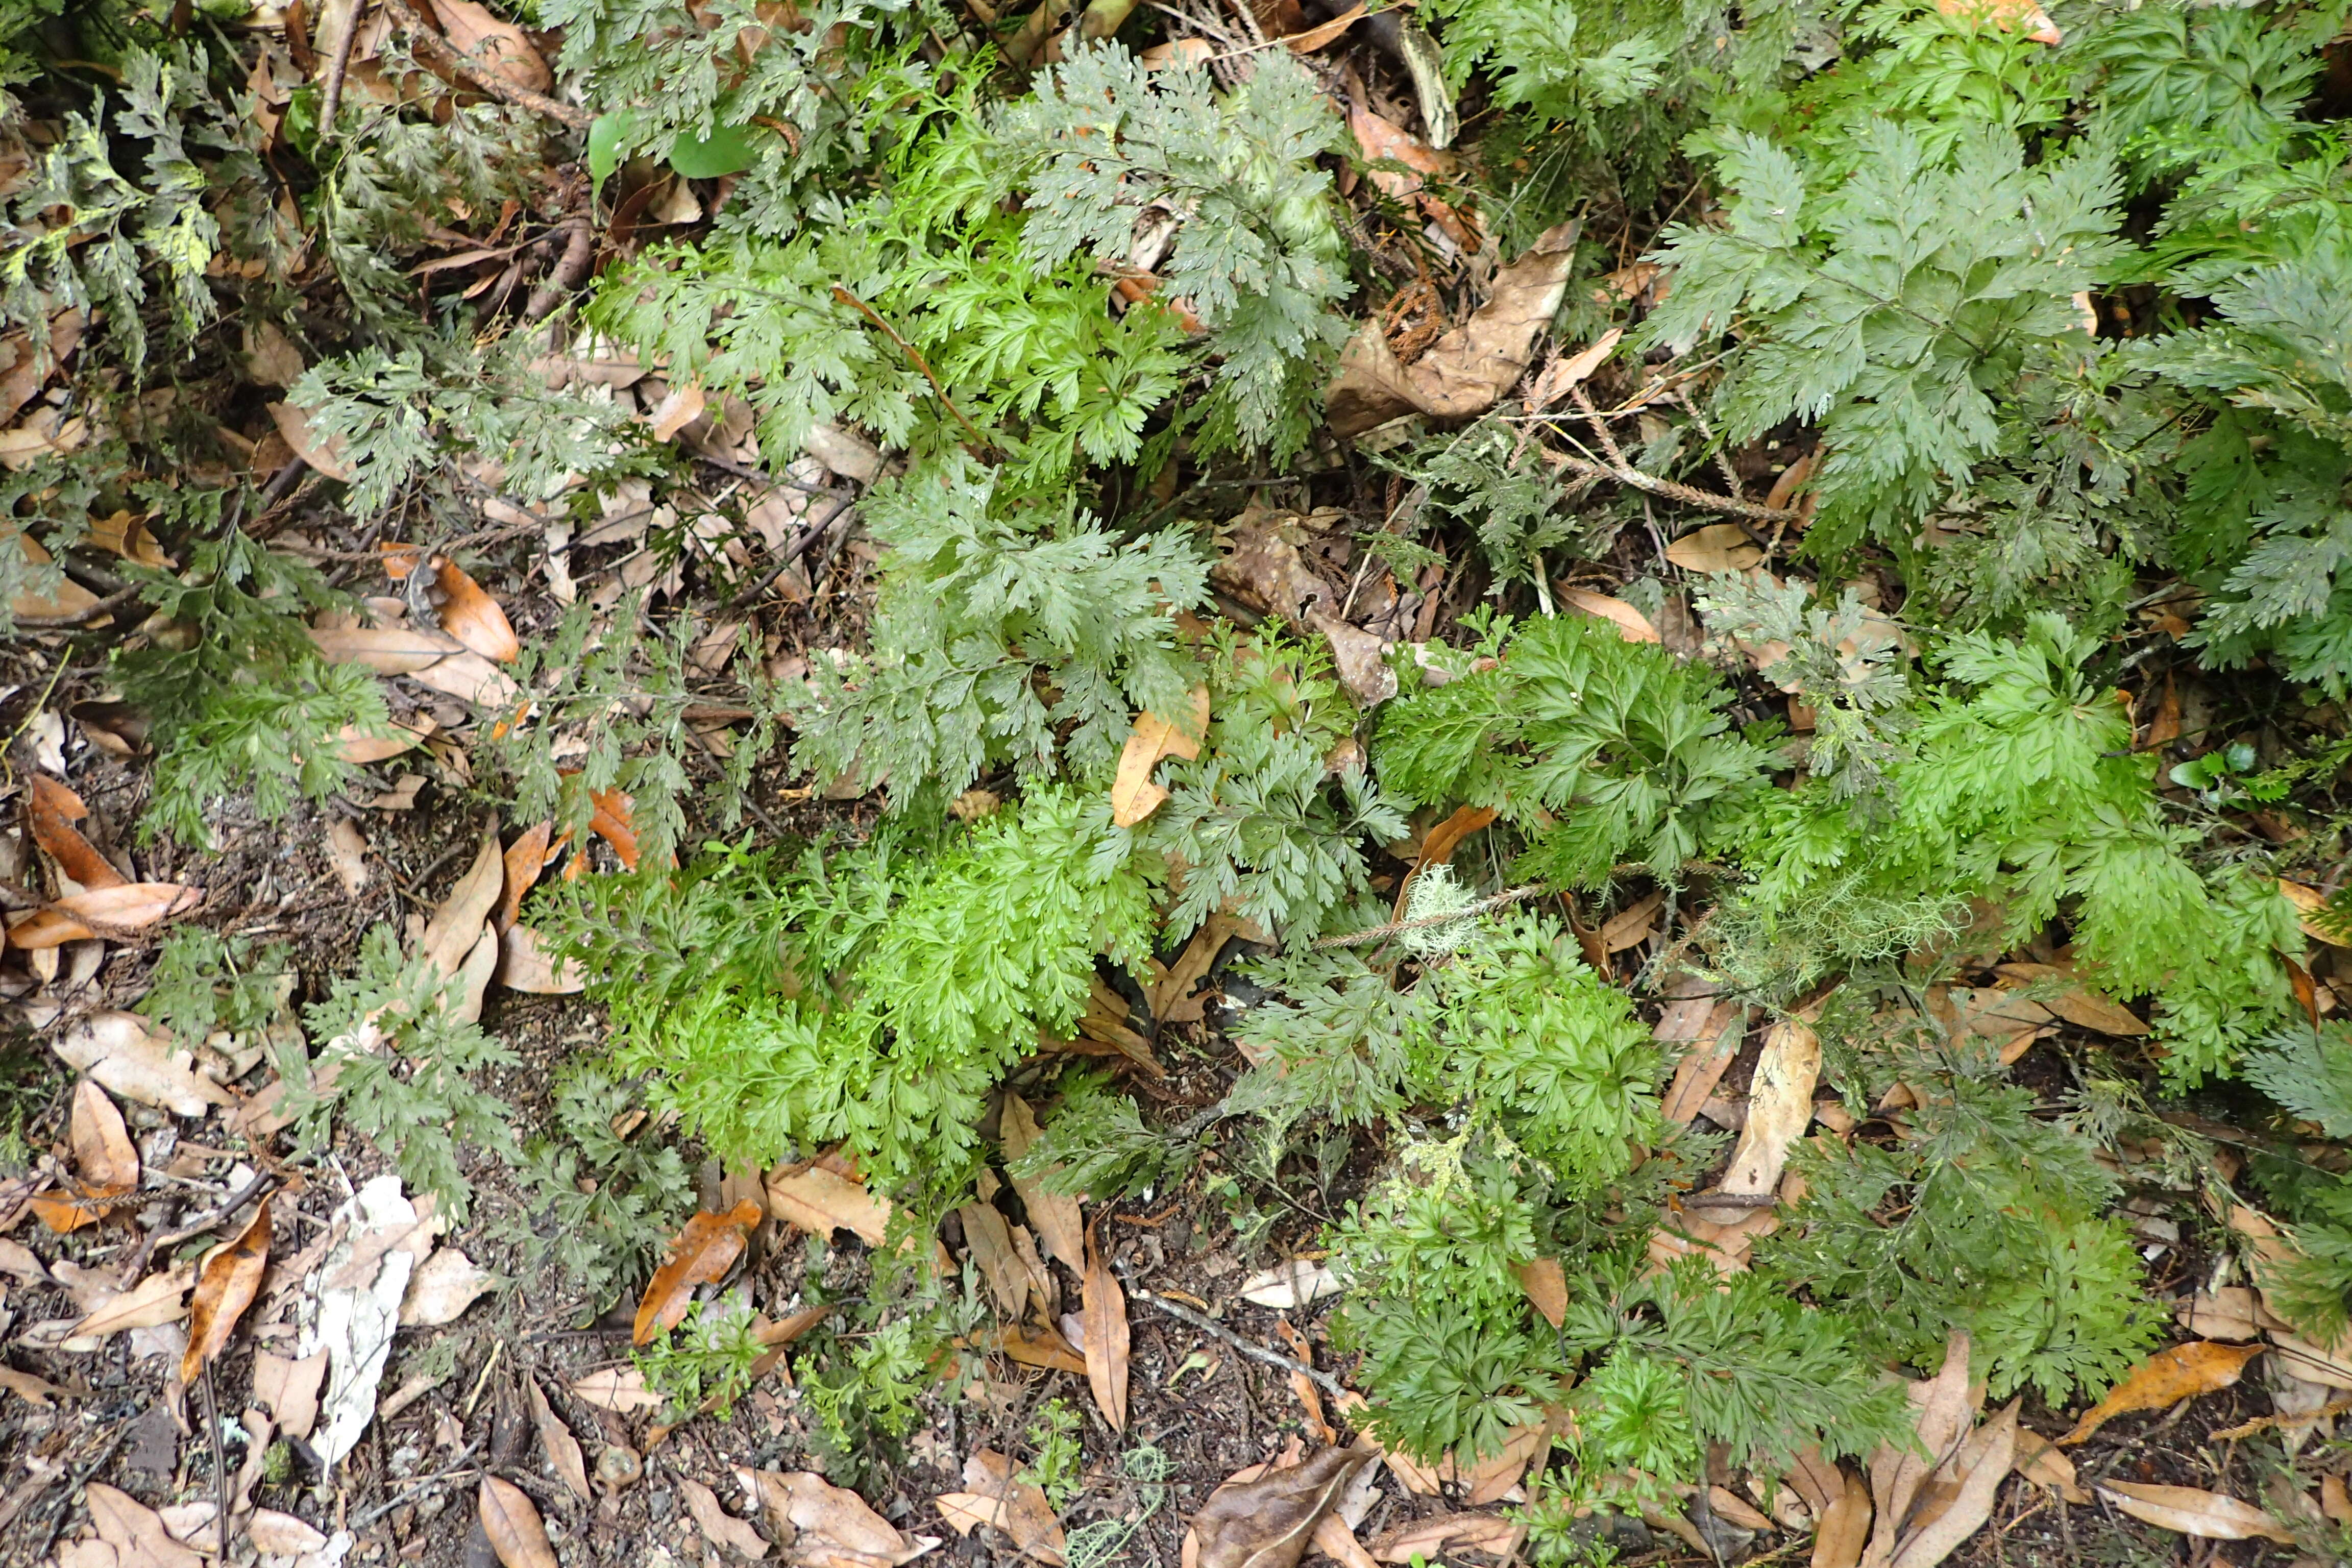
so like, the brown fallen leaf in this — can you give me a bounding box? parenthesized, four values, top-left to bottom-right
(525, 1374, 591, 1501)
(1661, 1004, 1747, 1125)
(571, 1366, 665, 1412)
(2097, 1482, 2294, 1542)
(1713, 1018, 1820, 1197)
(1558, 588, 1659, 643)
(50, 1011, 231, 1117)
(430, 554, 522, 664)
(1886, 1401, 2016, 1568)
(422, 829, 505, 980)
(0, 1364, 83, 1406)
(1863, 1332, 1977, 1568)
(497, 925, 584, 993)
(182, 1197, 271, 1385)
(266, 401, 353, 480)
(2323, 1473, 2351, 1525)
(1001, 1093, 1086, 1276)
(1665, 523, 1765, 575)
(741, 1467, 937, 1568)
(2056, 1340, 2263, 1446)
(70, 1263, 194, 1340)
(635, 1199, 763, 1345)
(2008, 1429, 2090, 1505)
(1149, 911, 1244, 1025)
(1082, 1234, 1130, 1432)
(1190, 1448, 1374, 1568)
(934, 1450, 1067, 1564)
(1110, 685, 1210, 828)
(1812, 1466, 1872, 1568)
(496, 821, 554, 932)
(27, 774, 126, 890)
(253, 1350, 329, 1438)
(8, 881, 202, 947)
(960, 1199, 1039, 1319)
(2277, 880, 2345, 948)
(683, 1476, 772, 1559)
(431, 0, 553, 90)
(1368, 1512, 1518, 1563)
(988, 1324, 1090, 1376)
(30, 1080, 139, 1233)
(398, 1246, 492, 1326)
(1326, 221, 1580, 436)
(1990, 962, 2148, 1036)
(479, 1475, 560, 1568)
(587, 787, 642, 871)
(1514, 1257, 1567, 1329)
(1210, 504, 1345, 624)
(326, 817, 372, 894)
(767, 1164, 891, 1247)
(85, 1482, 206, 1568)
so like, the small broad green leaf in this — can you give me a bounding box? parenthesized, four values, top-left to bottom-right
(669, 122, 761, 180)
(588, 109, 641, 206)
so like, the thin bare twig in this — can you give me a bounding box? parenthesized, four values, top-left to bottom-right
(1123, 1281, 1350, 1398)
(1542, 447, 1800, 526)
(829, 284, 993, 454)
(317, 0, 363, 138)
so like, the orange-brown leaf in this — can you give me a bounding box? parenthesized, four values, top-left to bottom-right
(1110, 685, 1210, 828)
(434, 555, 522, 664)
(633, 1199, 762, 1345)
(1414, 804, 1497, 871)
(7, 881, 201, 947)
(27, 774, 125, 890)
(478, 1475, 560, 1568)
(589, 788, 641, 870)
(1558, 589, 1659, 643)
(1515, 1257, 1567, 1329)
(181, 1198, 271, 1385)
(990, 1324, 1089, 1376)
(1082, 1237, 1130, 1432)
(1934, 0, 2061, 42)
(495, 821, 553, 933)
(71, 1079, 138, 1195)
(2058, 1340, 2263, 1446)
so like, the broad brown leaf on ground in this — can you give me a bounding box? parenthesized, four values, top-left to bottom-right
(683, 1477, 771, 1559)
(634, 1199, 763, 1344)
(588, 787, 642, 870)
(571, 1367, 665, 1412)
(1189, 1447, 1373, 1568)
(1326, 221, 1580, 436)
(2057, 1340, 2263, 1445)
(27, 774, 125, 890)
(526, 1375, 592, 1501)
(1148, 912, 1244, 1025)
(2097, 1482, 2295, 1542)
(479, 1475, 560, 1568)
(9, 881, 201, 947)
(933, 1449, 1067, 1564)
(70, 1263, 194, 1339)
(82, 1482, 205, 1568)
(1515, 1258, 1567, 1328)
(742, 1467, 939, 1568)
(1368, 1513, 1518, 1562)
(427, 0, 553, 90)
(1082, 1233, 1130, 1431)
(767, 1164, 891, 1246)
(1000, 1093, 1086, 1275)
(398, 1246, 491, 1326)
(50, 1011, 230, 1116)
(1665, 523, 1765, 574)
(1885, 1401, 2016, 1568)
(959, 1199, 1038, 1319)
(429, 554, 522, 664)
(182, 1197, 271, 1385)
(495, 821, 553, 932)
(497, 925, 584, 993)
(1811, 1466, 1872, 1568)
(421, 829, 504, 979)
(1110, 685, 1209, 827)
(2008, 1429, 2090, 1504)
(1862, 1332, 1977, 1568)
(1714, 1019, 1821, 1197)
(31, 1080, 138, 1232)
(988, 1324, 1089, 1375)
(1558, 589, 1660, 643)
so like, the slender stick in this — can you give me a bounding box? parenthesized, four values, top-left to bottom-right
(829, 284, 994, 454)
(317, 0, 363, 139)
(1544, 447, 1800, 526)
(1123, 1282, 1350, 1399)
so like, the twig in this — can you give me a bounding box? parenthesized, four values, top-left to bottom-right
(1123, 1282, 1349, 1399)
(12, 584, 140, 629)
(725, 495, 856, 612)
(523, 215, 597, 325)
(829, 284, 993, 454)
(1542, 446, 1800, 526)
(153, 1170, 280, 1252)
(1313, 884, 1546, 950)
(317, 0, 363, 138)
(376, 0, 592, 129)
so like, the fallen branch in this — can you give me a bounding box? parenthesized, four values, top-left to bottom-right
(1543, 445, 1800, 526)
(1123, 1280, 1351, 1399)
(377, 0, 592, 130)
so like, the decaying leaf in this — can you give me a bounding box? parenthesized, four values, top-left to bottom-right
(82, 1482, 206, 1568)
(1326, 222, 1581, 435)
(1110, 685, 1210, 827)
(2056, 1340, 2263, 1446)
(989, 1324, 1090, 1376)
(1885, 1401, 2016, 1568)
(68, 1264, 194, 1340)
(1715, 1019, 1821, 1197)
(1514, 1257, 1567, 1329)
(2009, 1429, 2090, 1504)
(421, 829, 505, 979)
(1189, 1447, 1374, 1568)
(1240, 1260, 1345, 1310)
(767, 1164, 891, 1247)
(181, 1197, 271, 1385)
(635, 1199, 763, 1344)
(1990, 962, 2148, 1036)
(479, 1475, 560, 1568)
(497, 924, 584, 993)
(31, 1080, 139, 1233)
(9, 881, 202, 947)
(1665, 523, 1765, 575)
(2097, 1482, 2295, 1542)
(571, 1366, 665, 1413)
(28, 774, 126, 890)
(1368, 1512, 1518, 1563)
(741, 1467, 939, 1568)
(429, 554, 522, 664)
(527, 1375, 593, 1501)
(1812, 1467, 1872, 1568)
(1558, 589, 1660, 643)
(398, 1246, 492, 1326)
(303, 1175, 427, 1468)
(1082, 1236, 1131, 1432)
(1001, 1093, 1086, 1276)
(495, 821, 553, 932)
(933, 1450, 1067, 1564)
(683, 1476, 772, 1559)
(1862, 1332, 1977, 1568)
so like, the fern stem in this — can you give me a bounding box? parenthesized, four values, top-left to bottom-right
(1543, 446, 1801, 526)
(1314, 883, 1547, 949)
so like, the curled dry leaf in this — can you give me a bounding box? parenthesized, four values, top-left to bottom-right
(634, 1199, 763, 1345)
(326, 817, 372, 895)
(1526, 328, 1623, 414)
(2097, 1482, 2295, 1542)
(1082, 1236, 1131, 1433)
(2056, 1340, 2263, 1446)
(741, 1467, 938, 1568)
(1110, 684, 1210, 827)
(1190, 1447, 1374, 1568)
(303, 1175, 424, 1469)
(50, 1011, 231, 1116)
(2009, 1429, 2090, 1504)
(527, 1374, 593, 1501)
(479, 1475, 560, 1568)
(1001, 1093, 1086, 1276)
(27, 773, 126, 890)
(181, 1197, 271, 1385)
